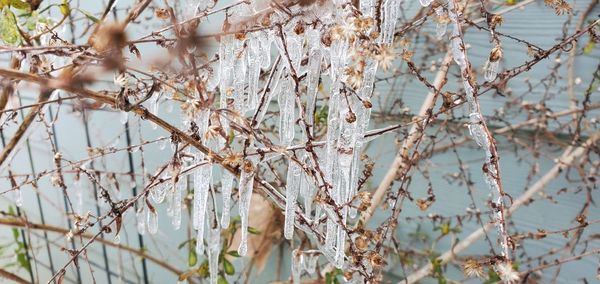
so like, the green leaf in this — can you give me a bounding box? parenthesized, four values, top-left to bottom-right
(217, 276, 228, 284)
(247, 226, 261, 235)
(226, 250, 240, 257)
(188, 250, 197, 267)
(11, 228, 19, 241)
(223, 259, 235, 275)
(197, 260, 209, 278)
(0, 0, 30, 10)
(325, 272, 333, 284)
(227, 128, 234, 145)
(177, 239, 193, 250)
(0, 7, 21, 45)
(16, 252, 31, 272)
(74, 8, 99, 23)
(59, 3, 69, 16)
(483, 269, 501, 284)
(583, 40, 595, 55)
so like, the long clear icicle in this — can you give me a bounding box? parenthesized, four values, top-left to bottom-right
(220, 171, 234, 228)
(284, 161, 302, 239)
(306, 29, 322, 129)
(448, 0, 511, 261)
(194, 159, 213, 254)
(278, 76, 295, 146)
(171, 176, 183, 230)
(207, 199, 220, 284)
(291, 249, 303, 284)
(238, 158, 256, 256)
(147, 208, 158, 235)
(380, 0, 402, 44)
(136, 208, 145, 235)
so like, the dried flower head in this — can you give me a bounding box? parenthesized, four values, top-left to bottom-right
(463, 259, 485, 278)
(374, 45, 395, 72)
(495, 262, 520, 283)
(242, 159, 254, 173)
(489, 45, 503, 62)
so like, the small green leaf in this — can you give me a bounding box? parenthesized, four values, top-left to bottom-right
(227, 128, 234, 145)
(59, 3, 69, 16)
(16, 252, 31, 272)
(226, 250, 240, 257)
(188, 250, 197, 267)
(217, 276, 228, 284)
(11, 228, 19, 241)
(223, 259, 235, 275)
(583, 40, 595, 55)
(197, 260, 209, 278)
(75, 8, 99, 23)
(0, 7, 21, 45)
(1, 0, 30, 10)
(247, 226, 261, 235)
(177, 239, 192, 250)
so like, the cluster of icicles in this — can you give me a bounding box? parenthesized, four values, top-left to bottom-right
(133, 0, 503, 282)
(29, 0, 505, 283)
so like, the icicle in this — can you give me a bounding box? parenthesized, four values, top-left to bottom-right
(219, 36, 234, 109)
(468, 113, 490, 149)
(207, 197, 221, 284)
(206, 57, 221, 92)
(14, 189, 22, 207)
(306, 46, 322, 128)
(483, 60, 499, 81)
(196, 109, 210, 139)
(420, 0, 432, 6)
(147, 209, 158, 235)
(334, 214, 346, 268)
(284, 161, 302, 240)
(258, 31, 273, 69)
(300, 167, 314, 221)
(246, 36, 261, 113)
(435, 7, 448, 39)
(151, 180, 167, 204)
(136, 208, 146, 235)
(113, 233, 121, 244)
(360, 0, 375, 17)
(195, 227, 205, 255)
(274, 29, 301, 72)
(303, 253, 318, 274)
(338, 109, 357, 203)
(238, 158, 256, 256)
(233, 43, 248, 111)
(380, 0, 401, 44)
(323, 207, 338, 257)
(193, 157, 213, 251)
(220, 171, 234, 228)
(208, 225, 220, 284)
(278, 76, 296, 146)
(171, 177, 183, 230)
(449, 8, 466, 68)
(324, 88, 341, 183)
(291, 249, 303, 284)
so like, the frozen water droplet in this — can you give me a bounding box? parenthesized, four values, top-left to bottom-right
(147, 209, 158, 235)
(14, 189, 22, 207)
(420, 0, 433, 6)
(136, 209, 146, 235)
